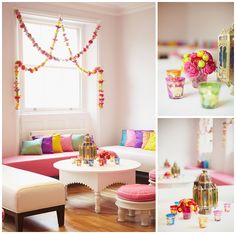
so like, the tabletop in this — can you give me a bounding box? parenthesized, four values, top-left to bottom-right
(158, 58, 234, 116)
(53, 158, 141, 173)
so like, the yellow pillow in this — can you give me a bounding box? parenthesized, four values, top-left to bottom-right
(52, 134, 63, 153)
(144, 132, 156, 151)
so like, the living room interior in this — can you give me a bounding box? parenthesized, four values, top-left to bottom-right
(158, 118, 234, 231)
(2, 2, 156, 232)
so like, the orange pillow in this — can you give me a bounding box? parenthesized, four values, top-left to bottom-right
(141, 131, 151, 148)
(52, 134, 63, 153)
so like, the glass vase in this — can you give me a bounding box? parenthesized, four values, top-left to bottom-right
(191, 74, 208, 88)
(165, 77, 185, 99)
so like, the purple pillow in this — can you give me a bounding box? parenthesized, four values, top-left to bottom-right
(32, 135, 53, 154)
(134, 130, 143, 148)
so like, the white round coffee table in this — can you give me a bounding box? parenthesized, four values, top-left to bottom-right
(54, 158, 141, 213)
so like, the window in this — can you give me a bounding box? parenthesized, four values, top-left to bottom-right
(18, 14, 83, 111)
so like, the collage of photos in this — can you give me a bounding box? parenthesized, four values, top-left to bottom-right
(1, 1, 234, 233)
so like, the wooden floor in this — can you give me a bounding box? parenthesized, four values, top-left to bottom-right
(2, 184, 155, 232)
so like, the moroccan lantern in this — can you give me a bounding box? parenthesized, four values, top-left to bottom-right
(78, 134, 97, 164)
(217, 24, 234, 92)
(171, 162, 180, 178)
(193, 170, 218, 215)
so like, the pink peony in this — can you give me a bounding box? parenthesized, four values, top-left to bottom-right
(202, 61, 216, 75)
(184, 61, 200, 78)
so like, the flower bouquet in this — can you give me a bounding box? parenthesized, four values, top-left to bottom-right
(183, 50, 216, 88)
(177, 198, 198, 219)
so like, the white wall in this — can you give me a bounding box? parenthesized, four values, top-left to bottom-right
(116, 7, 156, 133)
(158, 2, 234, 43)
(158, 118, 199, 169)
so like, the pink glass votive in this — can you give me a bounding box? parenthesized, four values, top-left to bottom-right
(224, 203, 231, 212)
(182, 206, 191, 220)
(213, 210, 223, 221)
(166, 77, 185, 99)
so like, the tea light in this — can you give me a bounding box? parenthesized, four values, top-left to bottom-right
(170, 205, 178, 215)
(213, 210, 223, 221)
(182, 206, 192, 220)
(88, 159, 94, 167)
(166, 69, 181, 77)
(198, 215, 208, 228)
(165, 76, 185, 99)
(166, 213, 175, 225)
(224, 203, 231, 212)
(199, 82, 221, 109)
(115, 157, 120, 165)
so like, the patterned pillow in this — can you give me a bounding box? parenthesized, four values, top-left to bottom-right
(144, 132, 156, 151)
(125, 129, 136, 147)
(21, 139, 43, 155)
(32, 135, 53, 154)
(60, 134, 73, 152)
(52, 134, 63, 153)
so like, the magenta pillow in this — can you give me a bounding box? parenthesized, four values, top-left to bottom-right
(32, 135, 53, 154)
(60, 134, 73, 152)
(125, 129, 136, 147)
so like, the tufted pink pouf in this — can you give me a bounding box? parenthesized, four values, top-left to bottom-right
(117, 184, 155, 202)
(116, 184, 155, 226)
(149, 169, 156, 181)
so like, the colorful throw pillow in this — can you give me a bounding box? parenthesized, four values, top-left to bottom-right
(72, 134, 84, 151)
(141, 131, 151, 148)
(32, 135, 53, 154)
(21, 139, 43, 155)
(134, 130, 143, 148)
(60, 134, 73, 152)
(120, 129, 127, 146)
(144, 132, 156, 151)
(125, 129, 136, 147)
(52, 134, 63, 153)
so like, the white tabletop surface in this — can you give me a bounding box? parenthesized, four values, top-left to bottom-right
(158, 58, 234, 116)
(158, 185, 234, 232)
(53, 158, 141, 173)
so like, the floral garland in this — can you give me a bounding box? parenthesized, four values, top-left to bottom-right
(14, 9, 104, 110)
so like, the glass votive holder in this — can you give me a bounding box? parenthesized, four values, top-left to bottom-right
(174, 201, 179, 206)
(166, 77, 185, 99)
(99, 158, 105, 166)
(199, 82, 221, 109)
(115, 157, 120, 165)
(170, 205, 178, 215)
(166, 69, 182, 77)
(182, 207, 191, 220)
(213, 210, 223, 221)
(198, 215, 208, 228)
(76, 158, 82, 166)
(88, 159, 94, 167)
(166, 213, 175, 225)
(224, 203, 231, 212)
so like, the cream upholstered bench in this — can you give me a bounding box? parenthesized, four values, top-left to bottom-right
(2, 165, 66, 232)
(115, 184, 155, 226)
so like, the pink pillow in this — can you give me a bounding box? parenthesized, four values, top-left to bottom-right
(60, 134, 74, 152)
(125, 129, 136, 147)
(141, 131, 151, 148)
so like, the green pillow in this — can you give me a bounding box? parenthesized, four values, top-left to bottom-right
(21, 139, 43, 155)
(72, 134, 84, 151)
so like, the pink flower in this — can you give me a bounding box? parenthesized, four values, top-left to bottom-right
(202, 61, 216, 75)
(184, 61, 200, 78)
(204, 51, 213, 62)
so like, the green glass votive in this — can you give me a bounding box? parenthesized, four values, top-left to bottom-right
(199, 82, 221, 109)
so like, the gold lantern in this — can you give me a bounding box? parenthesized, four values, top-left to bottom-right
(78, 134, 97, 163)
(217, 24, 234, 91)
(193, 170, 218, 215)
(171, 162, 180, 178)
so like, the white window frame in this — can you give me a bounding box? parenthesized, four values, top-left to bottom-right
(17, 13, 85, 113)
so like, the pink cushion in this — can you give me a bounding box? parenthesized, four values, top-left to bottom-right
(117, 184, 155, 202)
(149, 169, 156, 181)
(125, 129, 136, 147)
(210, 172, 234, 186)
(60, 134, 73, 152)
(2, 152, 79, 176)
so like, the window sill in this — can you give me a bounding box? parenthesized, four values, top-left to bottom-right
(20, 110, 88, 116)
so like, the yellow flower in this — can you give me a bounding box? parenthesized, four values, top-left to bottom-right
(197, 50, 204, 57)
(198, 60, 205, 68)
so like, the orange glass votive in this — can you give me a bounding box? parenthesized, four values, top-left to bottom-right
(198, 215, 208, 228)
(166, 69, 181, 77)
(170, 205, 178, 214)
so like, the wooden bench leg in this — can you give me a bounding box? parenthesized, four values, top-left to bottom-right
(140, 210, 150, 226)
(117, 207, 126, 222)
(56, 205, 65, 227)
(14, 213, 24, 232)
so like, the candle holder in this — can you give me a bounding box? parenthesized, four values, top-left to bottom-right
(88, 159, 94, 167)
(174, 201, 179, 206)
(166, 213, 175, 225)
(182, 206, 192, 220)
(213, 210, 223, 221)
(99, 158, 105, 166)
(170, 205, 178, 215)
(199, 82, 221, 109)
(115, 157, 120, 165)
(224, 203, 231, 212)
(166, 77, 185, 99)
(166, 69, 181, 77)
(198, 215, 208, 228)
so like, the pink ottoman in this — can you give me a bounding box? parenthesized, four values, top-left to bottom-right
(116, 184, 155, 226)
(149, 169, 156, 186)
